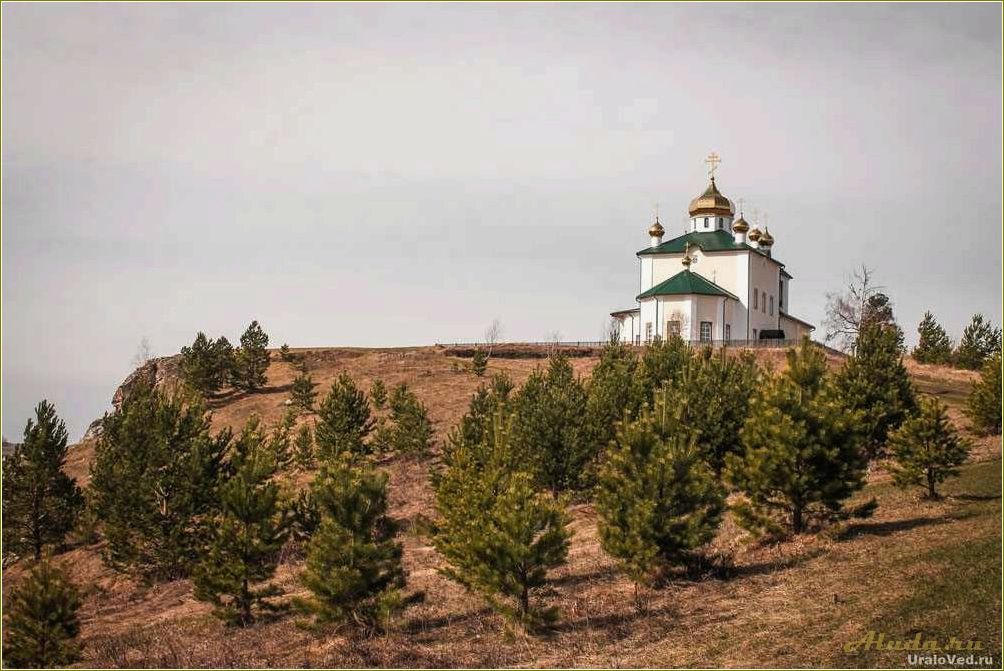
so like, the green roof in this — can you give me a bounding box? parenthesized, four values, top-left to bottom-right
(636, 269, 739, 301)
(637, 230, 787, 267)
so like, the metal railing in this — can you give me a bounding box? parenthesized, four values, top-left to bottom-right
(437, 339, 807, 349)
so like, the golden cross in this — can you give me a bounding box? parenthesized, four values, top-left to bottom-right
(705, 152, 721, 178)
(738, 197, 745, 215)
(654, 202, 660, 222)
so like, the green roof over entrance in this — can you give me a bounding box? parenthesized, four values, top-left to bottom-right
(636, 269, 739, 301)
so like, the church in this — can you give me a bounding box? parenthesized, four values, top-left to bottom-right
(611, 156, 815, 345)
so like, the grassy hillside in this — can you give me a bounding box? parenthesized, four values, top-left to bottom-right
(18, 346, 1002, 668)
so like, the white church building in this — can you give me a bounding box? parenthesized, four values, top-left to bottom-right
(611, 160, 814, 345)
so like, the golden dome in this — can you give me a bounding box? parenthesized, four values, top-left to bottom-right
(648, 217, 665, 238)
(748, 227, 763, 242)
(688, 176, 735, 217)
(732, 215, 749, 233)
(759, 227, 774, 246)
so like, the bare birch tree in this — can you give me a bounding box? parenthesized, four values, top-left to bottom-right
(823, 265, 882, 352)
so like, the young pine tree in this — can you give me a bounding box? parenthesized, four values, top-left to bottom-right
(510, 354, 589, 492)
(726, 339, 870, 535)
(834, 324, 918, 459)
(967, 352, 1002, 435)
(314, 374, 376, 461)
(912, 312, 953, 364)
(956, 314, 1003, 370)
(369, 378, 388, 410)
(596, 393, 725, 599)
(580, 340, 642, 487)
(471, 348, 488, 377)
(656, 349, 759, 474)
(290, 372, 318, 413)
(2, 557, 82, 668)
(434, 413, 570, 630)
(889, 397, 970, 499)
(440, 374, 515, 473)
(386, 384, 434, 457)
(635, 335, 692, 404)
(294, 423, 316, 469)
(2, 401, 84, 561)
(90, 381, 229, 579)
(194, 419, 288, 626)
(234, 320, 271, 391)
(297, 456, 410, 630)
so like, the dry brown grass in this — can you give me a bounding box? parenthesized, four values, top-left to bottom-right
(18, 345, 999, 668)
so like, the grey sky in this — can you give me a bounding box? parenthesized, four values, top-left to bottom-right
(2, 2, 1001, 440)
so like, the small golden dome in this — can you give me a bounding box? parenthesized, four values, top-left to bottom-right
(688, 176, 735, 217)
(759, 227, 774, 246)
(648, 218, 665, 238)
(732, 215, 749, 233)
(748, 227, 763, 242)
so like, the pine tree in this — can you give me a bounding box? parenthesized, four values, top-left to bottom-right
(956, 314, 1002, 370)
(580, 340, 642, 488)
(912, 312, 953, 364)
(294, 423, 316, 469)
(726, 339, 870, 535)
(194, 419, 288, 626)
(861, 292, 905, 350)
(635, 335, 692, 404)
(90, 381, 229, 579)
(370, 379, 388, 410)
(834, 324, 918, 459)
(441, 374, 515, 473)
(234, 320, 271, 391)
(888, 398, 970, 500)
(314, 374, 376, 462)
(279, 343, 293, 361)
(385, 384, 434, 457)
(211, 336, 238, 390)
(297, 456, 410, 630)
(290, 372, 318, 413)
(2, 557, 82, 668)
(471, 348, 488, 377)
(434, 413, 570, 630)
(656, 349, 759, 474)
(181, 332, 224, 394)
(2, 401, 84, 561)
(596, 393, 725, 598)
(510, 354, 589, 492)
(966, 352, 1002, 435)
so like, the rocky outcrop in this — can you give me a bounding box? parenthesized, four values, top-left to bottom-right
(82, 356, 184, 442)
(111, 356, 183, 409)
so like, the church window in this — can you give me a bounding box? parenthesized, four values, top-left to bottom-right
(703, 217, 709, 228)
(725, 324, 731, 342)
(698, 319, 714, 341)
(753, 328, 758, 340)
(645, 322, 653, 342)
(667, 320, 681, 337)
(717, 217, 723, 229)
(762, 291, 767, 313)
(753, 290, 758, 309)
(770, 296, 774, 315)
(699, 322, 712, 342)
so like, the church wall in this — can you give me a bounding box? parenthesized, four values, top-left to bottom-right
(748, 252, 782, 338)
(650, 251, 743, 295)
(780, 314, 814, 341)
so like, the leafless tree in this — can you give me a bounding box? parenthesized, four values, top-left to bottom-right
(545, 330, 563, 356)
(131, 337, 154, 369)
(483, 318, 503, 357)
(823, 264, 882, 352)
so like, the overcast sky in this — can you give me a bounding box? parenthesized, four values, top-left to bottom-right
(3, 2, 1001, 440)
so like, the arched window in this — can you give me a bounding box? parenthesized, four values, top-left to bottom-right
(770, 296, 774, 316)
(753, 289, 758, 309)
(703, 217, 709, 228)
(717, 217, 723, 229)
(762, 291, 767, 313)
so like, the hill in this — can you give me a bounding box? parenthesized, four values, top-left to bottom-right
(16, 345, 1002, 668)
